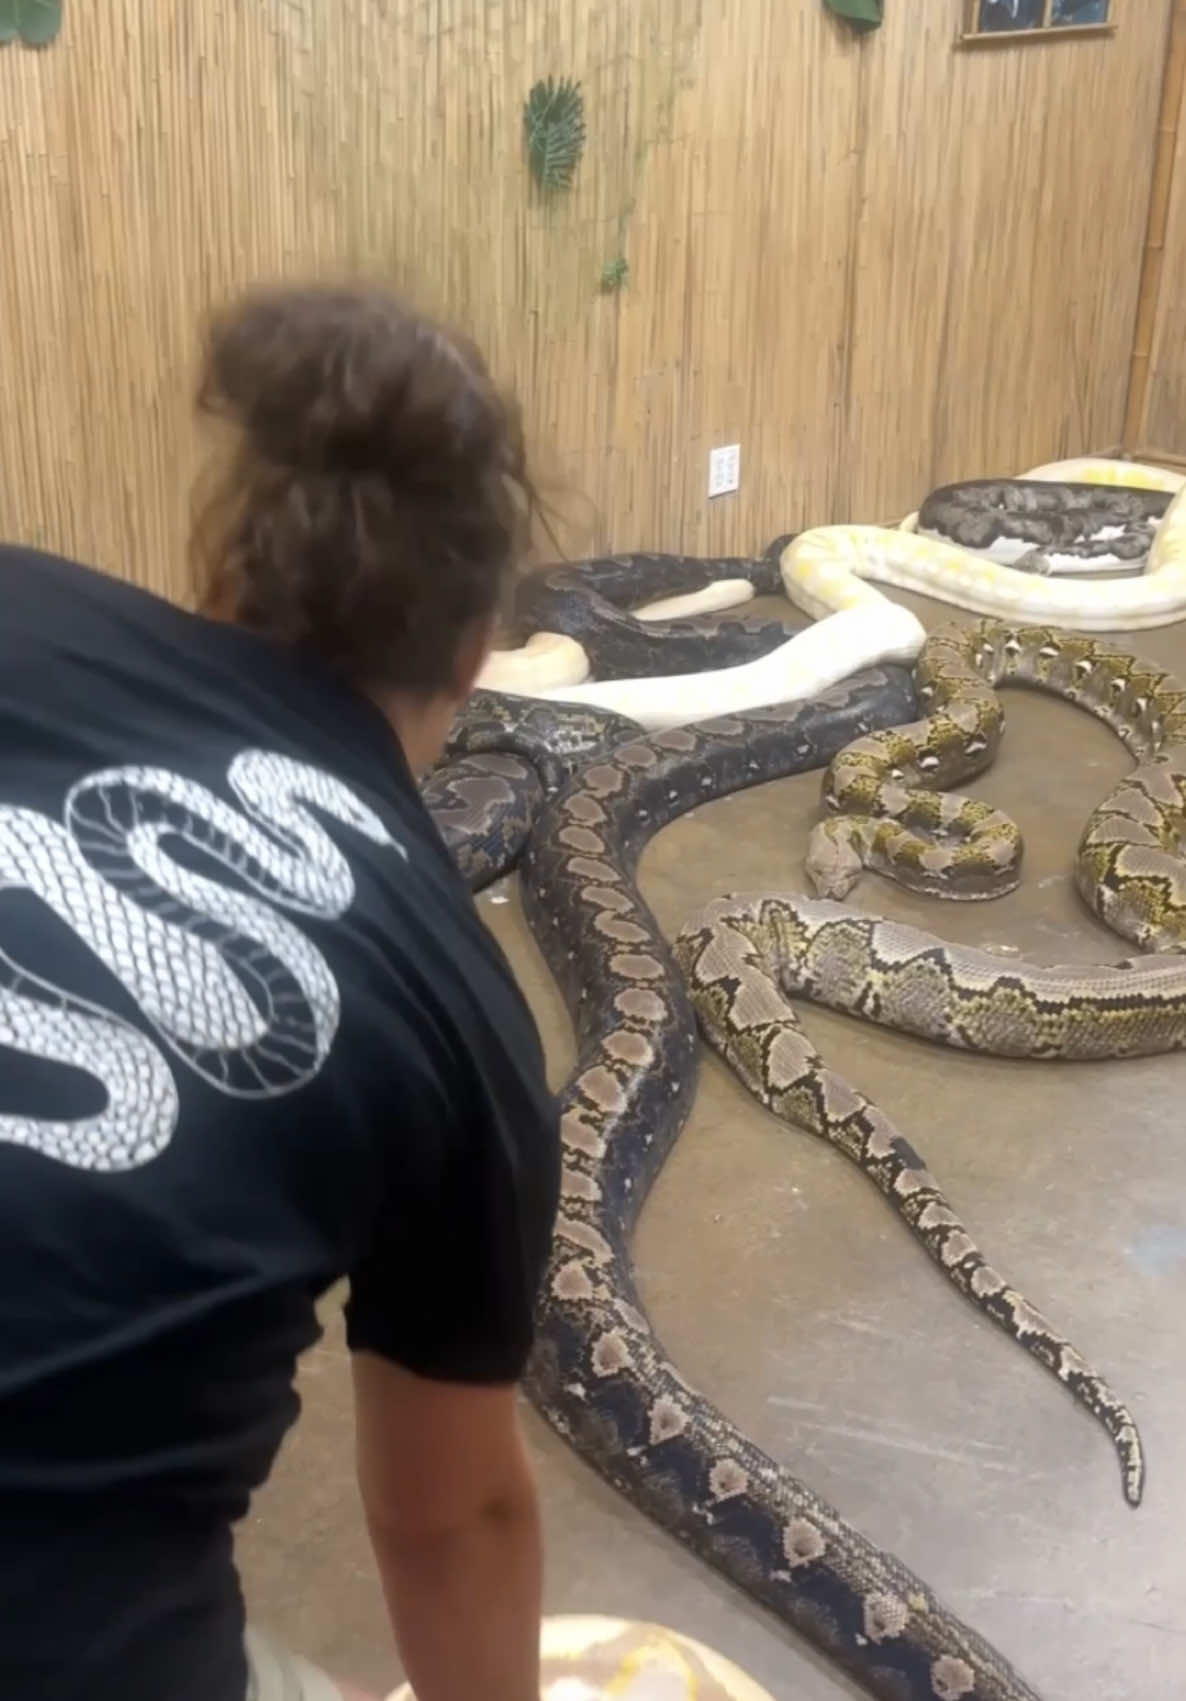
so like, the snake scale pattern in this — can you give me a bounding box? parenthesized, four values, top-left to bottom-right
(785, 465, 1186, 630)
(513, 549, 798, 679)
(425, 495, 1186, 1699)
(510, 669, 1062, 1701)
(918, 479, 1171, 575)
(806, 620, 1186, 953)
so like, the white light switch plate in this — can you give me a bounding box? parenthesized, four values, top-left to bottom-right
(708, 443, 740, 498)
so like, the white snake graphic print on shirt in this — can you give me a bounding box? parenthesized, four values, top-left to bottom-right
(0, 750, 406, 1173)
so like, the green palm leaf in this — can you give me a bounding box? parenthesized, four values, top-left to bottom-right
(824, 0, 883, 26)
(0, 0, 63, 46)
(523, 77, 587, 193)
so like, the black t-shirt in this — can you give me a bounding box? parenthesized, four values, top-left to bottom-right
(0, 547, 560, 1701)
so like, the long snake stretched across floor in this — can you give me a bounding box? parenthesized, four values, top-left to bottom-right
(489, 667, 1069, 1701)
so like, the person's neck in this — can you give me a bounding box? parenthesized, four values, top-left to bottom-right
(370, 686, 459, 778)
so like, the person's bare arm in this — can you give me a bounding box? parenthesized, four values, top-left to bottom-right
(352, 1351, 541, 1701)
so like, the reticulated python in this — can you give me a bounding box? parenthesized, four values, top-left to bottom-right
(806, 619, 1186, 953)
(669, 621, 1186, 1691)
(917, 479, 1170, 575)
(426, 689, 643, 885)
(506, 668, 1065, 1701)
(513, 549, 795, 679)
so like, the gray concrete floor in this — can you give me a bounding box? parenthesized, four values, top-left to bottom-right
(236, 590, 1186, 1700)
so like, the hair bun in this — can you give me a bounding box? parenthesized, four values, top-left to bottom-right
(200, 285, 507, 481)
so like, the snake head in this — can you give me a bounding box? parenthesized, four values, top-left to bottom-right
(804, 819, 866, 901)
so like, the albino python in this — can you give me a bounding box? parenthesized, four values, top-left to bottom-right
(529, 600, 924, 732)
(508, 666, 1067, 1701)
(787, 462, 1186, 631)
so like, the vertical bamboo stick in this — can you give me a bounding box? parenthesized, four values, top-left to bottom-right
(1123, 0, 1186, 446)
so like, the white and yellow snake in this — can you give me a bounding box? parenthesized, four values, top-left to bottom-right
(788, 459, 1186, 631)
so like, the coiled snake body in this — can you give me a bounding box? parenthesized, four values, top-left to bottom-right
(427, 690, 643, 885)
(918, 479, 1170, 575)
(513, 549, 797, 679)
(786, 466, 1186, 630)
(806, 620, 1186, 953)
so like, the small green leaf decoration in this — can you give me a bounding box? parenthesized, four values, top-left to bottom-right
(823, 0, 883, 28)
(0, 0, 63, 46)
(523, 77, 587, 193)
(600, 257, 629, 293)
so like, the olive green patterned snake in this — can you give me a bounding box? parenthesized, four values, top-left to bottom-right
(677, 619, 1186, 1532)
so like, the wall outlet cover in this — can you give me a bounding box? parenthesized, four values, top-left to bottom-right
(708, 443, 740, 498)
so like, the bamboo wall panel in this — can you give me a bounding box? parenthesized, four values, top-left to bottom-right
(0, 0, 1172, 596)
(1135, 0, 1186, 456)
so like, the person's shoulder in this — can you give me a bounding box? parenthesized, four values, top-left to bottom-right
(0, 544, 192, 648)
(0, 543, 109, 597)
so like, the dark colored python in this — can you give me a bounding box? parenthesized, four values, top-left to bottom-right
(464, 666, 1061, 1701)
(513, 548, 801, 678)
(426, 690, 642, 884)
(918, 479, 1170, 575)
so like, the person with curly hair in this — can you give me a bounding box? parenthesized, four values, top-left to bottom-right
(0, 285, 560, 1701)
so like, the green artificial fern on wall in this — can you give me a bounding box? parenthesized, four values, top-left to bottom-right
(0, 0, 62, 45)
(600, 256, 629, 293)
(523, 77, 587, 193)
(823, 0, 882, 28)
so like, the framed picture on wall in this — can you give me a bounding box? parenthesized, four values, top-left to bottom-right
(961, 0, 1112, 40)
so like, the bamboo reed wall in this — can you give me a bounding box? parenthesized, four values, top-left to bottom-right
(1129, 0, 1186, 457)
(0, 0, 1172, 596)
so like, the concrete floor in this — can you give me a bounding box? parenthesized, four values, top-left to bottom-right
(236, 589, 1186, 1700)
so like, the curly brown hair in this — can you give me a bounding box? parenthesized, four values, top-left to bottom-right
(190, 284, 536, 694)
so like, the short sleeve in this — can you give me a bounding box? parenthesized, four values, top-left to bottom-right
(342, 953, 560, 1386)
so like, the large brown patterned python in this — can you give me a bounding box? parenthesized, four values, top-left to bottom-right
(425, 690, 642, 885)
(509, 668, 1070, 1701)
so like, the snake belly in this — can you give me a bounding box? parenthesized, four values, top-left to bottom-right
(806, 621, 1186, 954)
(514, 665, 1051, 1701)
